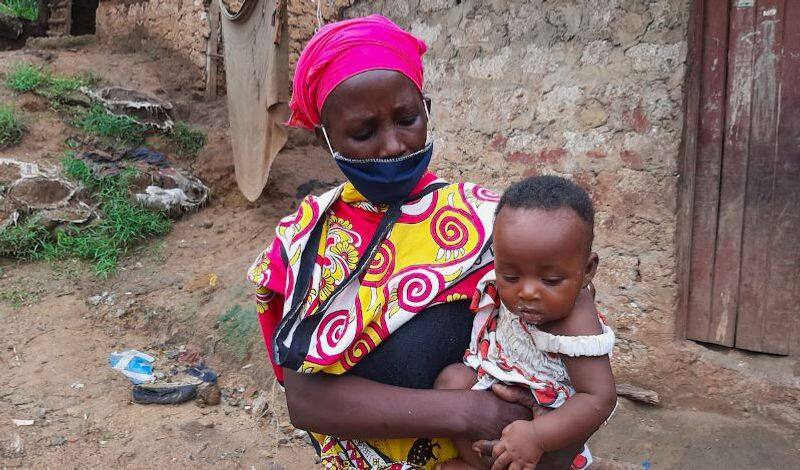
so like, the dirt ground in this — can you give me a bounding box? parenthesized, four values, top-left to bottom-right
(1, 46, 798, 470)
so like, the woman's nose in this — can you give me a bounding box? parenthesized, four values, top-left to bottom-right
(378, 130, 406, 158)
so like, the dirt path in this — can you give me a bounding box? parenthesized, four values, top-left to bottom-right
(1, 45, 798, 470)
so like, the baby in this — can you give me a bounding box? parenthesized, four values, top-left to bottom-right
(436, 175, 617, 469)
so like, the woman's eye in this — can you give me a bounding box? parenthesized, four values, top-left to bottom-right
(398, 115, 418, 126)
(542, 278, 563, 286)
(350, 130, 374, 141)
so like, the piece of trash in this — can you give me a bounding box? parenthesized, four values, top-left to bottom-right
(642, 461, 651, 470)
(12, 419, 34, 426)
(49, 436, 67, 447)
(132, 382, 197, 405)
(125, 147, 169, 167)
(108, 350, 155, 384)
(8, 433, 24, 455)
(177, 346, 202, 365)
(70, 382, 85, 389)
(241, 363, 253, 370)
(186, 365, 218, 384)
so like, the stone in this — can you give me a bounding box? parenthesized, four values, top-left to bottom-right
(49, 436, 67, 447)
(578, 101, 608, 128)
(197, 383, 221, 406)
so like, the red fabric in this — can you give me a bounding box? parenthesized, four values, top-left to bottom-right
(287, 14, 427, 129)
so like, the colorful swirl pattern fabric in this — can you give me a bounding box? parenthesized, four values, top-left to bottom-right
(247, 174, 499, 468)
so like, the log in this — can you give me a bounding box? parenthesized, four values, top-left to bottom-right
(616, 383, 660, 405)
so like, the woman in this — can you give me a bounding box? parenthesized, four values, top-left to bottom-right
(248, 15, 593, 469)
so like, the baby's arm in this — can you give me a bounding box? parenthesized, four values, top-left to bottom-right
(492, 307, 616, 469)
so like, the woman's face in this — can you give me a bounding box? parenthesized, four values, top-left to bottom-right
(318, 70, 427, 160)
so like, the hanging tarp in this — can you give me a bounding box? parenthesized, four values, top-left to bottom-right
(219, 0, 290, 201)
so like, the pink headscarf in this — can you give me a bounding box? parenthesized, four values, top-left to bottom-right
(287, 14, 428, 130)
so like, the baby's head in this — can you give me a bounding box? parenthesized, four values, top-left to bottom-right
(493, 175, 598, 326)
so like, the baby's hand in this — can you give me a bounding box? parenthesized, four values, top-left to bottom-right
(482, 420, 544, 470)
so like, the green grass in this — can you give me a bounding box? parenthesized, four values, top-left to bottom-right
(0, 286, 42, 309)
(5, 62, 97, 104)
(39, 72, 97, 102)
(0, 104, 25, 147)
(4, 63, 46, 93)
(0, 215, 48, 258)
(216, 304, 259, 359)
(0, 156, 171, 276)
(74, 104, 149, 146)
(168, 122, 206, 158)
(0, 0, 38, 21)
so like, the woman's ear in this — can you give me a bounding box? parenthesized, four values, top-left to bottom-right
(582, 252, 599, 289)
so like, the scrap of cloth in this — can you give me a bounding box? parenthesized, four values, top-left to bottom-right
(221, 0, 290, 201)
(247, 172, 500, 468)
(287, 14, 428, 129)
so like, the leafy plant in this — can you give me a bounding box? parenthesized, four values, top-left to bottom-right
(0, 0, 39, 21)
(4, 62, 46, 93)
(0, 104, 25, 147)
(168, 121, 207, 158)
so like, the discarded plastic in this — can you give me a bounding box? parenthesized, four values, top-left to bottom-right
(12, 419, 34, 426)
(186, 365, 218, 384)
(132, 382, 197, 405)
(108, 350, 155, 384)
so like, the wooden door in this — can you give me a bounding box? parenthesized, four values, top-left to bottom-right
(679, 0, 800, 355)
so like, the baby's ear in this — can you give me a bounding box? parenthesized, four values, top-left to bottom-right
(582, 252, 599, 289)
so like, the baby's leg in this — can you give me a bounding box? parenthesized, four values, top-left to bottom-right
(433, 364, 484, 470)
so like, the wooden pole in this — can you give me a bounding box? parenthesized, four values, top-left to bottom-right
(205, 0, 221, 101)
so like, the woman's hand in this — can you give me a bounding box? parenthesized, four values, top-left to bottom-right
(463, 388, 533, 441)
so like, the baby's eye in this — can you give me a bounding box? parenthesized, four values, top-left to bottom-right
(542, 278, 563, 286)
(501, 274, 520, 283)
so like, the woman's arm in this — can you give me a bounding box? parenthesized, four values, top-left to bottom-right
(283, 368, 532, 441)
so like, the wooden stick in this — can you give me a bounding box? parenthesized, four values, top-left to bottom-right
(616, 383, 660, 405)
(205, 1, 221, 101)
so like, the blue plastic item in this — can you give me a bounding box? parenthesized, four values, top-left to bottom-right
(185, 365, 218, 384)
(108, 350, 156, 384)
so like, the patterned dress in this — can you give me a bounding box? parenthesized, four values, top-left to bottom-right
(465, 274, 616, 470)
(248, 173, 500, 468)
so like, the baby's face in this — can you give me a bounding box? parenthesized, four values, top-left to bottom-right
(493, 207, 596, 326)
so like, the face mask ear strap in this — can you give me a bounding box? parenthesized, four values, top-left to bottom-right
(317, 125, 335, 156)
(423, 97, 431, 121)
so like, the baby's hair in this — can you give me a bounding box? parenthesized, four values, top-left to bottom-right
(496, 175, 595, 244)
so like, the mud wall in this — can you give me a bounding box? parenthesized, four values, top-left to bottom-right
(95, 0, 211, 88)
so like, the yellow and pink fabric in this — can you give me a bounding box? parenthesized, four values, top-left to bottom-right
(248, 173, 500, 468)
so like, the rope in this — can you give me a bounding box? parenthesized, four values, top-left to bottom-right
(314, 0, 323, 32)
